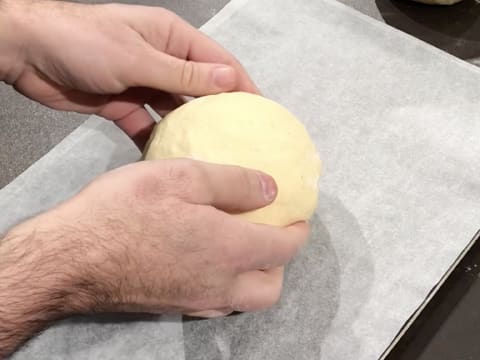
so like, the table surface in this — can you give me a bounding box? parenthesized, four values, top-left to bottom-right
(1, 1, 480, 359)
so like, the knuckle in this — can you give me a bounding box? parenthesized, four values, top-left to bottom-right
(222, 243, 242, 271)
(156, 7, 177, 23)
(239, 168, 256, 200)
(165, 159, 196, 187)
(209, 214, 231, 246)
(269, 290, 282, 307)
(218, 223, 249, 270)
(287, 229, 306, 255)
(128, 165, 162, 202)
(167, 159, 209, 200)
(180, 61, 196, 89)
(128, 160, 203, 203)
(264, 280, 283, 307)
(166, 160, 191, 181)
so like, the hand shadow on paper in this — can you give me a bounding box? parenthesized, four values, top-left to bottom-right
(183, 194, 375, 360)
(375, 0, 480, 60)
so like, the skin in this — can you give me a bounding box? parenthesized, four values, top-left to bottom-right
(0, 0, 309, 357)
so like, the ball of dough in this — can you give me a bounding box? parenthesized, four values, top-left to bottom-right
(411, 0, 463, 5)
(143, 92, 321, 227)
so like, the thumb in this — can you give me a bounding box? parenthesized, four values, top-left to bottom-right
(194, 163, 279, 213)
(157, 160, 278, 213)
(132, 50, 237, 96)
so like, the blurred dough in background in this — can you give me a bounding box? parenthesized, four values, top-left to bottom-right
(411, 0, 464, 5)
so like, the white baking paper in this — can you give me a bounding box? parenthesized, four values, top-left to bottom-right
(3, 0, 480, 359)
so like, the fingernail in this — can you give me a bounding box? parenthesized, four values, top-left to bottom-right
(258, 172, 277, 202)
(213, 66, 236, 89)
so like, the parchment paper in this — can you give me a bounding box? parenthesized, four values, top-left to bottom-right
(3, 0, 480, 359)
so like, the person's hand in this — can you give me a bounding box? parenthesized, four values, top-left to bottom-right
(0, 160, 309, 355)
(0, 160, 308, 353)
(1, 0, 258, 148)
(59, 160, 307, 316)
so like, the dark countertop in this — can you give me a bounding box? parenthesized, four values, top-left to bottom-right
(1, 0, 480, 189)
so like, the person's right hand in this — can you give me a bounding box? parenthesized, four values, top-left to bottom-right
(9, 159, 309, 319)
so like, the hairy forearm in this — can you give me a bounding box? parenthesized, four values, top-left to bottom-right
(0, 233, 59, 357)
(0, 217, 92, 358)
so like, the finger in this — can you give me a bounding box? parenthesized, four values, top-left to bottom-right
(165, 13, 260, 94)
(14, 73, 110, 114)
(148, 93, 185, 118)
(16, 74, 157, 150)
(122, 6, 260, 95)
(226, 221, 309, 272)
(230, 267, 284, 312)
(95, 87, 154, 147)
(114, 108, 155, 149)
(130, 50, 239, 97)
(98, 89, 182, 150)
(163, 160, 278, 212)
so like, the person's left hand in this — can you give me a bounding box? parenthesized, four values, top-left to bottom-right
(3, 0, 258, 148)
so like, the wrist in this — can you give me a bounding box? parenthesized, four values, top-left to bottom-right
(2, 210, 98, 313)
(0, 0, 29, 83)
(0, 210, 95, 356)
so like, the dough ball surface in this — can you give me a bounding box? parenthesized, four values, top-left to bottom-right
(144, 92, 321, 226)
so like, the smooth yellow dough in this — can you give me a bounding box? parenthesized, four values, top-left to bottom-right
(143, 92, 321, 227)
(411, 0, 463, 4)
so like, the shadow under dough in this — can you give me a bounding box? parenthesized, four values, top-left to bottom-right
(183, 193, 374, 360)
(314, 194, 375, 359)
(10, 195, 374, 360)
(375, 0, 480, 60)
